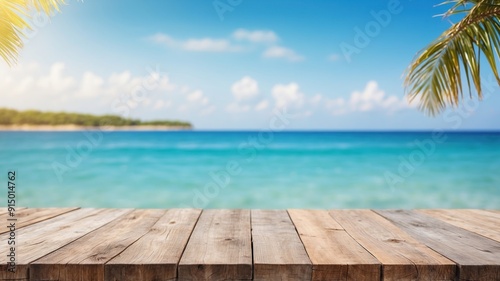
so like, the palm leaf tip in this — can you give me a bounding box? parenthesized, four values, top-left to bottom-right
(404, 0, 500, 115)
(31, 0, 66, 14)
(0, 0, 66, 66)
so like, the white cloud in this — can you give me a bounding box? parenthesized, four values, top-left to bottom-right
(37, 63, 76, 94)
(254, 99, 269, 111)
(232, 29, 278, 43)
(325, 98, 348, 115)
(0, 62, 80, 110)
(187, 90, 203, 102)
(350, 81, 389, 111)
(156, 75, 177, 92)
(77, 72, 104, 98)
(177, 89, 213, 115)
(143, 98, 152, 107)
(187, 90, 209, 105)
(201, 105, 216, 116)
(183, 38, 238, 52)
(226, 102, 251, 113)
(181, 90, 214, 115)
(149, 33, 240, 52)
(108, 71, 132, 87)
(263, 46, 303, 62)
(310, 94, 323, 105)
(272, 83, 304, 109)
(153, 100, 171, 110)
(326, 81, 413, 115)
(0, 62, 198, 117)
(149, 33, 176, 46)
(328, 54, 341, 62)
(149, 31, 304, 61)
(226, 76, 262, 113)
(303, 111, 313, 117)
(231, 76, 259, 101)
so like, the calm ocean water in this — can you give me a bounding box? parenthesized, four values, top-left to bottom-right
(0, 131, 499, 209)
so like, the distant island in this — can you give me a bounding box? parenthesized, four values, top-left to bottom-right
(0, 108, 192, 131)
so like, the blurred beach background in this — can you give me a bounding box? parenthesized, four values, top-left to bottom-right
(1, 1, 500, 209)
(2, 131, 499, 209)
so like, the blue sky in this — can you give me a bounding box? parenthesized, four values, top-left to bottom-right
(1, 0, 499, 130)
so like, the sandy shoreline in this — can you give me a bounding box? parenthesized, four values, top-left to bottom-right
(0, 125, 192, 131)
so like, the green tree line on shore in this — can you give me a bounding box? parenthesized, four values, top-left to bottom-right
(0, 108, 192, 128)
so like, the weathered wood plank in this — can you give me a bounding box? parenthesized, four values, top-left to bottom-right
(0, 208, 130, 281)
(252, 210, 312, 281)
(418, 209, 500, 243)
(288, 209, 380, 281)
(178, 209, 252, 281)
(376, 210, 500, 281)
(0, 207, 79, 234)
(105, 209, 202, 281)
(330, 209, 455, 281)
(0, 207, 26, 219)
(1, 208, 497, 281)
(458, 209, 500, 218)
(30, 209, 165, 281)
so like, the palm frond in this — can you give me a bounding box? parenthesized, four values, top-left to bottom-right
(0, 0, 65, 66)
(405, 0, 500, 115)
(30, 0, 63, 14)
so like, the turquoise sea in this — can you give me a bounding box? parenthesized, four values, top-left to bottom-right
(1, 131, 499, 209)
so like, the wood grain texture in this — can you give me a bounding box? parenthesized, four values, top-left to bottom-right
(288, 209, 380, 281)
(376, 210, 500, 281)
(330, 209, 455, 281)
(30, 209, 165, 281)
(0, 207, 79, 234)
(252, 210, 312, 281)
(178, 209, 252, 281)
(106, 209, 202, 281)
(0, 208, 130, 280)
(0, 206, 25, 219)
(419, 209, 500, 242)
(1, 208, 498, 281)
